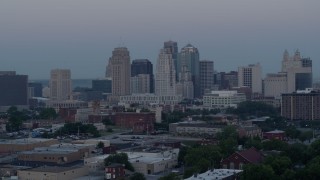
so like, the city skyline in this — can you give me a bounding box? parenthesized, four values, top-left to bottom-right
(1, 1, 320, 79)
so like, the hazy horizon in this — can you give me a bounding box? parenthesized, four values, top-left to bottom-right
(1, 0, 319, 79)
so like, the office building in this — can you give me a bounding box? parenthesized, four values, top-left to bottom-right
(108, 47, 131, 99)
(130, 74, 150, 94)
(199, 60, 214, 97)
(238, 63, 262, 94)
(203, 91, 246, 108)
(177, 44, 200, 97)
(164, 41, 178, 79)
(263, 73, 287, 98)
(0, 71, 28, 109)
(281, 89, 320, 120)
(155, 48, 177, 96)
(28, 82, 43, 97)
(131, 59, 154, 93)
(50, 69, 72, 100)
(281, 49, 312, 92)
(92, 79, 112, 93)
(176, 65, 194, 99)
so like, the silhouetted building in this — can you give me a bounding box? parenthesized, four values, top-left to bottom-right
(200, 60, 214, 97)
(177, 44, 200, 98)
(0, 71, 28, 108)
(92, 79, 112, 93)
(50, 69, 72, 100)
(131, 59, 154, 93)
(28, 82, 43, 97)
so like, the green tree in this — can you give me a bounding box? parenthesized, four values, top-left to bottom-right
(159, 173, 180, 180)
(6, 106, 27, 132)
(298, 131, 313, 143)
(104, 153, 134, 171)
(285, 126, 301, 139)
(262, 139, 288, 151)
(96, 141, 104, 149)
(241, 164, 275, 180)
(264, 155, 292, 176)
(130, 172, 145, 180)
(39, 108, 57, 119)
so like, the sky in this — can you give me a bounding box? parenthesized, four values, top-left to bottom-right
(0, 0, 319, 80)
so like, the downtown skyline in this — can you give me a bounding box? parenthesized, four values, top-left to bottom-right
(1, 0, 319, 79)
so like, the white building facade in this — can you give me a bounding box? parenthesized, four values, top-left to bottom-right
(203, 91, 246, 108)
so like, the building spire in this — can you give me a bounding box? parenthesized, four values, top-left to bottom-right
(283, 49, 289, 61)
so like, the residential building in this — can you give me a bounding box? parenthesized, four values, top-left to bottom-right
(221, 147, 264, 169)
(281, 89, 320, 120)
(105, 163, 125, 180)
(177, 44, 200, 98)
(50, 69, 72, 100)
(155, 48, 177, 96)
(131, 59, 154, 93)
(203, 91, 246, 108)
(0, 71, 28, 109)
(199, 60, 214, 97)
(238, 64, 262, 94)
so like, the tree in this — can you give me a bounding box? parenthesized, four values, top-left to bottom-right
(241, 164, 275, 180)
(96, 141, 104, 149)
(285, 126, 301, 139)
(130, 172, 145, 180)
(104, 153, 134, 171)
(298, 131, 313, 143)
(159, 173, 180, 180)
(6, 106, 27, 132)
(262, 139, 288, 151)
(264, 155, 292, 176)
(39, 108, 57, 119)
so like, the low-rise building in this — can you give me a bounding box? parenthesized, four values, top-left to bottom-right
(221, 147, 264, 169)
(105, 163, 125, 180)
(169, 122, 224, 137)
(84, 154, 110, 172)
(263, 130, 285, 141)
(203, 91, 246, 108)
(237, 125, 262, 138)
(0, 138, 58, 154)
(120, 93, 183, 105)
(17, 166, 89, 180)
(185, 169, 242, 180)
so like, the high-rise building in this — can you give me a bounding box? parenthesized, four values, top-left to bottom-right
(164, 41, 178, 79)
(199, 60, 214, 97)
(177, 44, 200, 98)
(92, 79, 112, 93)
(28, 82, 43, 97)
(50, 69, 72, 100)
(281, 89, 320, 120)
(0, 71, 28, 107)
(263, 50, 313, 98)
(176, 65, 194, 99)
(130, 74, 150, 94)
(155, 48, 176, 96)
(109, 47, 131, 97)
(281, 49, 312, 92)
(238, 63, 262, 95)
(131, 59, 154, 93)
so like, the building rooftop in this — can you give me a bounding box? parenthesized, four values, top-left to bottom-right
(23, 165, 84, 173)
(0, 138, 56, 145)
(185, 169, 242, 180)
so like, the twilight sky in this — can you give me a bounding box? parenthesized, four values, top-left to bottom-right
(0, 0, 319, 80)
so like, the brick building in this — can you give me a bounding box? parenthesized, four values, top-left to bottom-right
(105, 163, 125, 180)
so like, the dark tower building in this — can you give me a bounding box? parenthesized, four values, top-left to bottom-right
(0, 71, 28, 107)
(92, 79, 112, 93)
(28, 82, 43, 97)
(131, 59, 154, 93)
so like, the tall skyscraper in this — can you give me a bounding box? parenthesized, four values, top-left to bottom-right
(130, 74, 150, 94)
(264, 49, 313, 98)
(155, 48, 176, 96)
(50, 69, 72, 100)
(131, 59, 154, 93)
(109, 47, 131, 97)
(281, 49, 312, 92)
(238, 63, 262, 94)
(199, 60, 214, 97)
(176, 65, 194, 99)
(0, 71, 28, 107)
(177, 44, 200, 98)
(164, 41, 178, 80)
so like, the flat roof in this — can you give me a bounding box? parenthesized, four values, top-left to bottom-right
(0, 138, 56, 145)
(185, 169, 242, 180)
(23, 166, 84, 173)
